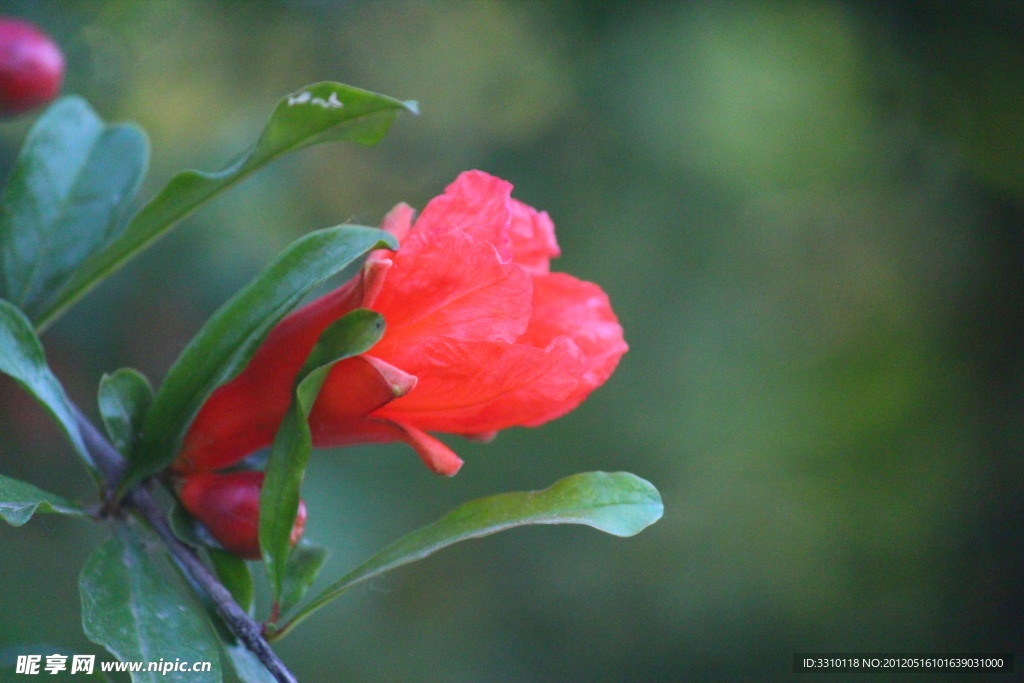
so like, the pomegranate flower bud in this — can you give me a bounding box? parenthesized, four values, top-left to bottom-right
(0, 17, 64, 116)
(178, 471, 307, 560)
(175, 171, 627, 477)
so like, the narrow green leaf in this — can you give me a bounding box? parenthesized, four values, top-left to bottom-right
(207, 548, 254, 614)
(220, 641, 278, 683)
(38, 82, 415, 329)
(126, 226, 396, 493)
(260, 309, 385, 602)
(279, 542, 328, 618)
(297, 308, 388, 393)
(273, 472, 663, 638)
(80, 524, 223, 682)
(0, 299, 94, 476)
(98, 368, 154, 458)
(259, 407, 311, 604)
(168, 500, 220, 550)
(0, 96, 148, 322)
(0, 473, 87, 526)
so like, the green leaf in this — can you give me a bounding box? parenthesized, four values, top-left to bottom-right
(98, 368, 154, 459)
(207, 548, 254, 614)
(37, 82, 416, 329)
(168, 500, 219, 550)
(272, 472, 663, 638)
(0, 473, 87, 526)
(259, 409, 311, 606)
(126, 226, 396, 493)
(279, 542, 328, 618)
(160, 532, 271, 683)
(220, 641, 278, 683)
(80, 524, 223, 682)
(260, 309, 385, 602)
(0, 298, 95, 476)
(0, 96, 148, 322)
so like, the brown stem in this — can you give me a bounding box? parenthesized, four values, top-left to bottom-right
(73, 406, 297, 683)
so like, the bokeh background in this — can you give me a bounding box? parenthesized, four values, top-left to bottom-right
(2, 1, 1023, 681)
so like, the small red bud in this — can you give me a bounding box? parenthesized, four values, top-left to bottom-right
(178, 471, 307, 560)
(0, 17, 64, 116)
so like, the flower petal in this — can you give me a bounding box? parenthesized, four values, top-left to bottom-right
(413, 170, 513, 260)
(521, 272, 628, 393)
(371, 227, 533, 361)
(374, 336, 584, 433)
(507, 198, 559, 274)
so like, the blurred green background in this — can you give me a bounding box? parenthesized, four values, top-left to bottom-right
(2, 1, 1023, 681)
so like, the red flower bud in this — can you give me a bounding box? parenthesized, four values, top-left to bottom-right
(176, 171, 627, 477)
(178, 471, 307, 560)
(0, 18, 63, 116)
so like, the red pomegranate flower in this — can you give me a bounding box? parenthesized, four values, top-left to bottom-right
(175, 171, 627, 476)
(178, 470, 307, 560)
